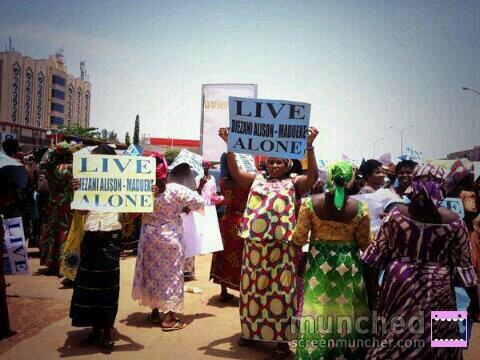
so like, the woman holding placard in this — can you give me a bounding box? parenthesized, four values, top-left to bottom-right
(132, 156, 204, 331)
(219, 126, 318, 359)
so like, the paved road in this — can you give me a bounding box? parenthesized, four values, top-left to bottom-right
(1, 253, 479, 359)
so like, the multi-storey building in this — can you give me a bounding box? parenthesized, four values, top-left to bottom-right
(0, 44, 91, 150)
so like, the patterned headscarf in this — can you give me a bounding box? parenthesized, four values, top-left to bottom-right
(448, 159, 474, 185)
(150, 152, 168, 180)
(327, 161, 353, 210)
(411, 165, 445, 206)
(413, 164, 446, 182)
(202, 160, 212, 169)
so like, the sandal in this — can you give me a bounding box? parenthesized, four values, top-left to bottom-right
(147, 313, 161, 325)
(273, 344, 291, 359)
(219, 293, 235, 303)
(102, 339, 114, 354)
(162, 320, 187, 332)
(80, 331, 101, 347)
(238, 337, 251, 347)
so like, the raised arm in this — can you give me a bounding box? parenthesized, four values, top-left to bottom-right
(294, 127, 319, 196)
(218, 128, 256, 189)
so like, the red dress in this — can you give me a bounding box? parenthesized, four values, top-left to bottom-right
(209, 179, 249, 291)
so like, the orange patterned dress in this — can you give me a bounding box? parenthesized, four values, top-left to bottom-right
(238, 175, 299, 342)
(210, 179, 249, 291)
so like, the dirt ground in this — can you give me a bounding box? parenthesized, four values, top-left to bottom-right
(1, 253, 479, 359)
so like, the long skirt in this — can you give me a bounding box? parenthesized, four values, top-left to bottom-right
(70, 230, 121, 328)
(0, 252, 10, 337)
(60, 211, 85, 281)
(132, 223, 185, 313)
(239, 240, 298, 342)
(40, 200, 72, 272)
(296, 241, 370, 359)
(210, 211, 244, 291)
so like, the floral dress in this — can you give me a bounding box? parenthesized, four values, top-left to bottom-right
(210, 179, 249, 291)
(132, 183, 204, 312)
(39, 164, 73, 272)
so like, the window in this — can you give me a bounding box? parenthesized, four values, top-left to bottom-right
(36, 72, 44, 127)
(52, 75, 65, 87)
(76, 88, 82, 124)
(51, 88, 65, 100)
(24, 68, 33, 125)
(67, 85, 73, 125)
(51, 102, 64, 113)
(50, 116, 64, 126)
(11, 63, 20, 123)
(84, 91, 90, 127)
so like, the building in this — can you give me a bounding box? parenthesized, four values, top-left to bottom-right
(447, 146, 480, 161)
(0, 41, 91, 150)
(142, 137, 201, 155)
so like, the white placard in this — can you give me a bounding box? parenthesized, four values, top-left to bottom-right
(3, 217, 29, 275)
(182, 205, 223, 258)
(201, 84, 257, 161)
(169, 149, 204, 176)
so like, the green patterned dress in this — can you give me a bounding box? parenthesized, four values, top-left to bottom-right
(292, 197, 372, 359)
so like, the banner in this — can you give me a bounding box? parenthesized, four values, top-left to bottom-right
(235, 153, 256, 173)
(440, 198, 465, 219)
(182, 206, 223, 257)
(71, 154, 156, 213)
(124, 144, 143, 156)
(228, 97, 311, 160)
(201, 84, 257, 161)
(3, 217, 29, 275)
(169, 149, 204, 176)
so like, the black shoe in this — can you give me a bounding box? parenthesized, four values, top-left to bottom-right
(102, 339, 114, 354)
(80, 331, 101, 347)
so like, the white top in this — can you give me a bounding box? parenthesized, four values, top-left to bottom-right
(84, 211, 122, 232)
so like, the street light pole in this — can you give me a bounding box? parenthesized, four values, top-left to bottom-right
(366, 137, 383, 158)
(390, 125, 414, 155)
(462, 87, 480, 96)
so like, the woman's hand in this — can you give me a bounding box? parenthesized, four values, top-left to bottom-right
(198, 176, 208, 189)
(307, 127, 319, 146)
(218, 128, 229, 143)
(72, 178, 80, 191)
(152, 185, 159, 197)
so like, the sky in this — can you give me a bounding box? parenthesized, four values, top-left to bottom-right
(1, 0, 479, 161)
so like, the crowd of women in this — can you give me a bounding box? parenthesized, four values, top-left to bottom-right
(1, 129, 480, 359)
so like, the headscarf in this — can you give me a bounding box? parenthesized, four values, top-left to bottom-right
(413, 164, 446, 183)
(150, 152, 168, 180)
(448, 159, 474, 185)
(411, 165, 445, 206)
(202, 160, 212, 169)
(327, 161, 353, 210)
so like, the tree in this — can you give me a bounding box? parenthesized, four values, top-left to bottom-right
(133, 114, 140, 145)
(164, 148, 181, 165)
(125, 132, 131, 147)
(108, 131, 118, 142)
(101, 129, 108, 140)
